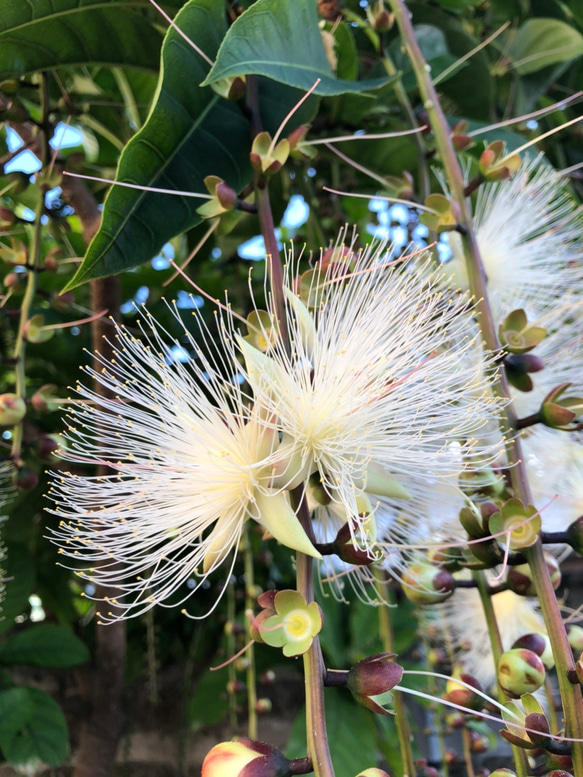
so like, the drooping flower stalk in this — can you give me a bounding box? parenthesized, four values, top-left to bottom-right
(386, 0, 583, 768)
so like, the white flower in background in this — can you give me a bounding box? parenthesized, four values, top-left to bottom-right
(522, 426, 583, 533)
(431, 586, 546, 689)
(448, 156, 583, 320)
(48, 308, 320, 623)
(242, 235, 504, 553)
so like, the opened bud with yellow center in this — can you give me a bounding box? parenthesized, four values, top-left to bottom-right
(255, 590, 322, 657)
(250, 131, 290, 176)
(23, 314, 54, 344)
(478, 141, 521, 181)
(201, 739, 291, 777)
(445, 669, 484, 711)
(402, 562, 455, 605)
(540, 383, 583, 431)
(489, 498, 540, 551)
(0, 393, 26, 426)
(347, 653, 404, 716)
(507, 553, 561, 596)
(419, 194, 461, 233)
(499, 309, 546, 355)
(497, 648, 546, 698)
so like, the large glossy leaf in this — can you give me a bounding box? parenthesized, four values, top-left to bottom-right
(506, 18, 583, 75)
(203, 0, 392, 95)
(0, 1, 162, 79)
(65, 0, 253, 289)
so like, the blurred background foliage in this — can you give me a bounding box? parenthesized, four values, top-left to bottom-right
(0, 0, 582, 774)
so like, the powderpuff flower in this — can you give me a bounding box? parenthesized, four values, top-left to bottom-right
(47, 308, 320, 622)
(241, 235, 504, 552)
(429, 586, 546, 689)
(448, 156, 583, 321)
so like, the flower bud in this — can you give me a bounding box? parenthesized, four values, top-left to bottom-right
(512, 633, 554, 670)
(540, 383, 583, 431)
(0, 394, 26, 426)
(401, 562, 454, 605)
(566, 517, 583, 556)
(445, 669, 484, 711)
(197, 176, 238, 219)
(470, 734, 489, 753)
(255, 698, 272, 713)
(287, 124, 317, 161)
(37, 433, 61, 461)
(0, 206, 16, 228)
(497, 648, 546, 698)
(478, 141, 521, 181)
(347, 653, 404, 716)
(332, 521, 378, 566)
(567, 625, 583, 653)
(250, 131, 290, 176)
(524, 711, 550, 746)
(31, 384, 60, 414)
(24, 314, 54, 344)
(13, 465, 39, 491)
(201, 740, 290, 777)
(444, 712, 465, 729)
(575, 651, 583, 685)
(355, 770, 391, 777)
(505, 353, 545, 392)
(211, 75, 247, 101)
(546, 772, 574, 777)
(4, 271, 25, 293)
(366, 1, 393, 31)
(507, 554, 561, 596)
(260, 670, 275, 685)
(489, 771, 517, 777)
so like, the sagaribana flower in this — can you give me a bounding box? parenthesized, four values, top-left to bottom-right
(48, 308, 320, 622)
(48, 231, 504, 621)
(242, 235, 504, 555)
(448, 155, 583, 320)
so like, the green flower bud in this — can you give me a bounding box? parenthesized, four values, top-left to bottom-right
(401, 562, 455, 605)
(478, 141, 521, 181)
(540, 383, 583, 431)
(24, 314, 54, 344)
(497, 648, 546, 698)
(567, 625, 583, 653)
(566, 517, 583, 556)
(355, 770, 391, 777)
(0, 393, 26, 426)
(250, 131, 290, 176)
(211, 75, 247, 101)
(512, 633, 554, 670)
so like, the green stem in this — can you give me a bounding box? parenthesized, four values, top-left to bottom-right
(461, 726, 475, 777)
(11, 74, 50, 462)
(473, 572, 529, 777)
(226, 581, 239, 731)
(244, 527, 258, 740)
(387, 3, 583, 770)
(375, 575, 415, 777)
(252, 135, 334, 775)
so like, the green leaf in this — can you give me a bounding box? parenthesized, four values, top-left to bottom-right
(0, 624, 90, 668)
(286, 690, 378, 777)
(65, 0, 252, 289)
(203, 0, 392, 95)
(0, 686, 69, 767)
(506, 18, 583, 75)
(0, 0, 163, 79)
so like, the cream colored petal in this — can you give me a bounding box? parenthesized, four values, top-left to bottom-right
(361, 462, 411, 500)
(202, 512, 241, 574)
(254, 490, 322, 559)
(284, 287, 316, 356)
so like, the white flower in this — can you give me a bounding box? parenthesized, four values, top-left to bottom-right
(48, 307, 320, 622)
(242, 235, 504, 552)
(448, 156, 583, 320)
(522, 426, 583, 532)
(431, 586, 546, 689)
